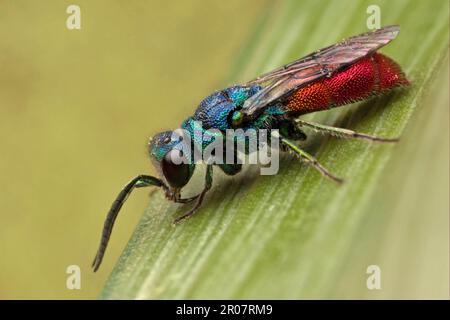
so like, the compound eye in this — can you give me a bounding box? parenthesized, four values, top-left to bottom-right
(161, 149, 190, 188)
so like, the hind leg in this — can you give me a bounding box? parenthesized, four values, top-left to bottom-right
(296, 119, 399, 143)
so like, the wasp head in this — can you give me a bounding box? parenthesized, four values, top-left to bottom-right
(148, 130, 195, 200)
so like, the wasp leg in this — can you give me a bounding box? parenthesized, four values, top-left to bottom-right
(296, 119, 399, 143)
(176, 195, 199, 203)
(281, 137, 344, 184)
(92, 175, 165, 272)
(173, 165, 213, 224)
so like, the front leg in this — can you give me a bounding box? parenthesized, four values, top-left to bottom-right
(173, 165, 213, 224)
(175, 195, 200, 203)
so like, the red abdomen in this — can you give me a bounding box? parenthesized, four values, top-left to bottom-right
(285, 53, 409, 115)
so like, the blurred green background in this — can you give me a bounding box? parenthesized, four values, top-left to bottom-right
(0, 0, 448, 300)
(0, 0, 265, 299)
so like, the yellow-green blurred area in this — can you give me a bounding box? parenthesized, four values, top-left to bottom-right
(0, 0, 265, 299)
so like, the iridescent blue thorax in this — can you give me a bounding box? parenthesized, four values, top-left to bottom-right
(180, 85, 285, 154)
(191, 85, 261, 131)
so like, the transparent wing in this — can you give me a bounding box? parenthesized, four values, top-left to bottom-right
(241, 25, 400, 120)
